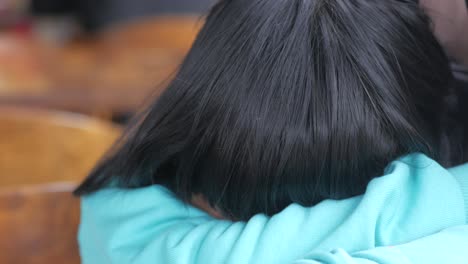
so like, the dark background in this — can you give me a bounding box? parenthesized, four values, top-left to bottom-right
(31, 0, 216, 31)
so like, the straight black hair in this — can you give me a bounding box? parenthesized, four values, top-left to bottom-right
(75, 0, 463, 220)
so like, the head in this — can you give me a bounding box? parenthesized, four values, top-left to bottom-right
(75, 0, 456, 220)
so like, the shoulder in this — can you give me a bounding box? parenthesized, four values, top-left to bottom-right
(449, 162, 468, 222)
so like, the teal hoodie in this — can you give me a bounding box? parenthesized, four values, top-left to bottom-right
(79, 154, 468, 264)
(295, 225, 468, 263)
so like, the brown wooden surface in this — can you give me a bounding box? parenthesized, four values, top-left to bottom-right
(0, 106, 121, 263)
(0, 183, 81, 264)
(0, 16, 201, 116)
(0, 106, 121, 186)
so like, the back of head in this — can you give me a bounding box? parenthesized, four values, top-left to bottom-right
(76, 0, 455, 220)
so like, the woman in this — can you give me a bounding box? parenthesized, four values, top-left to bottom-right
(76, 0, 468, 263)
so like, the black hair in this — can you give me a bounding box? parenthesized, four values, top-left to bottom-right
(75, 0, 463, 220)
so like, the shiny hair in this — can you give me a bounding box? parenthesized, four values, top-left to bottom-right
(75, 0, 460, 220)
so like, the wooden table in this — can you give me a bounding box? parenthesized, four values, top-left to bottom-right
(0, 106, 121, 263)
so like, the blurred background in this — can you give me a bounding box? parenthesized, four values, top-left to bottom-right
(0, 0, 215, 122)
(0, 0, 214, 263)
(0, 0, 466, 263)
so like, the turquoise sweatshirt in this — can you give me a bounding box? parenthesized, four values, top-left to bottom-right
(295, 225, 468, 263)
(79, 154, 468, 264)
